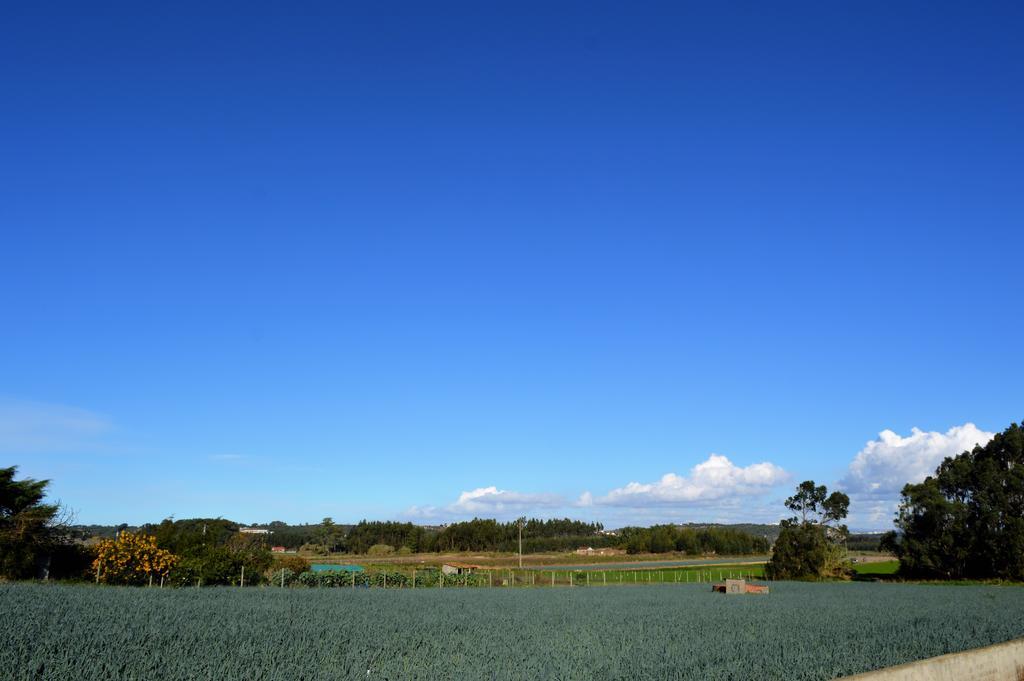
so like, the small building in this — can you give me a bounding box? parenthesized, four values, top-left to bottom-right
(712, 579, 769, 595)
(441, 562, 482, 576)
(271, 546, 286, 553)
(575, 546, 622, 556)
(239, 527, 272, 535)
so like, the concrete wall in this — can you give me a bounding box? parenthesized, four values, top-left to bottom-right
(841, 637, 1024, 681)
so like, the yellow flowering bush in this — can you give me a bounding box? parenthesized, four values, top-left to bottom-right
(92, 532, 177, 585)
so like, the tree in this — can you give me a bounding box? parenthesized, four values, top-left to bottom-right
(317, 517, 343, 553)
(768, 480, 851, 580)
(785, 481, 849, 526)
(0, 466, 71, 579)
(92, 531, 177, 585)
(888, 421, 1024, 580)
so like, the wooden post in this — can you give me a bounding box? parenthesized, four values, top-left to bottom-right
(634, 571, 637, 583)
(352, 571, 355, 589)
(240, 566, 245, 588)
(586, 572, 590, 586)
(603, 572, 606, 586)
(551, 571, 555, 587)
(413, 570, 416, 589)
(383, 573, 386, 589)
(281, 571, 284, 588)
(149, 574, 153, 588)
(489, 571, 492, 587)
(569, 572, 573, 587)
(160, 575, 164, 588)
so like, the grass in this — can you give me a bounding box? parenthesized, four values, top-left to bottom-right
(315, 561, 767, 587)
(853, 560, 900, 576)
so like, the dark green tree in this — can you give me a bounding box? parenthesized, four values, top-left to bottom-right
(767, 480, 851, 580)
(887, 421, 1024, 580)
(317, 517, 344, 553)
(0, 466, 71, 579)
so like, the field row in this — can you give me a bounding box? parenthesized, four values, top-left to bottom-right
(5, 581, 1024, 680)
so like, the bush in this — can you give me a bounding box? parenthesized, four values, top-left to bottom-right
(268, 568, 299, 586)
(92, 532, 177, 585)
(270, 555, 310, 576)
(366, 544, 395, 556)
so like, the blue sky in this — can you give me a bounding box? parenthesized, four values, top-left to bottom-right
(2, 2, 1021, 530)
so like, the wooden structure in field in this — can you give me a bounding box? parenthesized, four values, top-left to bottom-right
(441, 562, 482, 576)
(712, 579, 769, 595)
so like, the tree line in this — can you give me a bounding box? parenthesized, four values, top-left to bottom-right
(618, 525, 769, 555)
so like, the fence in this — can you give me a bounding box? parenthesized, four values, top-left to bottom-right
(267, 565, 767, 589)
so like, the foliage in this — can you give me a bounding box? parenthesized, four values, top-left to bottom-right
(344, 520, 430, 553)
(0, 466, 73, 580)
(316, 517, 344, 553)
(270, 554, 309, 576)
(433, 517, 608, 553)
(6, 582, 1024, 680)
(888, 421, 1024, 580)
(366, 543, 395, 556)
(46, 542, 96, 581)
(92, 532, 176, 585)
(619, 525, 769, 555)
(767, 480, 850, 580)
(142, 518, 272, 586)
(845, 533, 883, 552)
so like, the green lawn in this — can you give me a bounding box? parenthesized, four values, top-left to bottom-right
(853, 560, 900, 575)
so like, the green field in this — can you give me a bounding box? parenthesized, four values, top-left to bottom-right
(4, 581, 1024, 680)
(853, 560, 900, 576)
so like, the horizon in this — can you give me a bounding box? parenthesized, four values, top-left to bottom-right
(3, 2, 1022, 532)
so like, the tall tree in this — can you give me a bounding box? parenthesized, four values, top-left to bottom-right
(768, 480, 850, 580)
(884, 421, 1024, 580)
(0, 466, 70, 579)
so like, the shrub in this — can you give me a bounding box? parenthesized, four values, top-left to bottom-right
(92, 532, 177, 585)
(271, 555, 310, 576)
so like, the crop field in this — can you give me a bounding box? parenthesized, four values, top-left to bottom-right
(4, 582, 1024, 680)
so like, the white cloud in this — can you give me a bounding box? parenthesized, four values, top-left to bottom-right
(840, 423, 994, 497)
(404, 455, 789, 524)
(405, 486, 565, 521)
(452, 486, 563, 513)
(597, 454, 789, 507)
(0, 397, 112, 453)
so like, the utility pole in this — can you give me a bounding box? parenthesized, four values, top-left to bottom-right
(517, 516, 526, 569)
